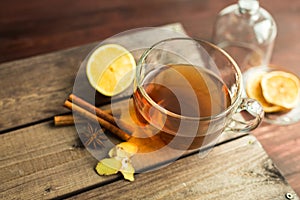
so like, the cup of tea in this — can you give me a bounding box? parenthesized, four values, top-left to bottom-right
(132, 38, 264, 150)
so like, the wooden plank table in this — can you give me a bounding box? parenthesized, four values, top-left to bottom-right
(0, 23, 299, 200)
(1, 0, 300, 199)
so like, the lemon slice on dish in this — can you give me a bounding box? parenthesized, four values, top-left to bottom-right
(86, 44, 136, 96)
(261, 71, 300, 109)
(246, 73, 284, 113)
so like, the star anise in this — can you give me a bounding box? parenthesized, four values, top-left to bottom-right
(80, 123, 108, 149)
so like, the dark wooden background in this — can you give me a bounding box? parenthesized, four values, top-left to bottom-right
(1, 0, 300, 195)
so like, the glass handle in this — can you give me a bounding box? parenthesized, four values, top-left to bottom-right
(227, 98, 264, 132)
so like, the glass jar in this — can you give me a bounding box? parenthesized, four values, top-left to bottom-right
(212, 0, 277, 74)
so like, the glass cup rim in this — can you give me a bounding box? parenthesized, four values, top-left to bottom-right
(135, 37, 243, 121)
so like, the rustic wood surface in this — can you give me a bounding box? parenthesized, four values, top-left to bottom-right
(0, 43, 95, 132)
(0, 25, 298, 200)
(0, 24, 187, 132)
(252, 122, 300, 198)
(0, 102, 248, 200)
(68, 135, 297, 200)
(1, 0, 299, 70)
(1, 0, 300, 198)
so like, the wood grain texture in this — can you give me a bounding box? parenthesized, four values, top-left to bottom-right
(0, 43, 97, 132)
(252, 122, 300, 197)
(0, 0, 223, 63)
(68, 135, 298, 200)
(1, 0, 300, 197)
(1, 0, 300, 71)
(0, 121, 117, 200)
(0, 115, 246, 200)
(0, 23, 186, 132)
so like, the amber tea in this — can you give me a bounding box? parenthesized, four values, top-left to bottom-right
(133, 64, 231, 149)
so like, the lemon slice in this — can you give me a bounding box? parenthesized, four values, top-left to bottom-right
(261, 71, 300, 109)
(246, 73, 284, 113)
(86, 44, 136, 96)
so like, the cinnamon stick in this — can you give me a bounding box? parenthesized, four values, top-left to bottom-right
(69, 94, 134, 133)
(54, 108, 118, 126)
(64, 99, 131, 141)
(54, 115, 78, 126)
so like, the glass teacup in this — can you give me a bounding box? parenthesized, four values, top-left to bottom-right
(132, 38, 264, 150)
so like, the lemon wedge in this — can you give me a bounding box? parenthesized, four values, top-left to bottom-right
(86, 44, 136, 96)
(261, 71, 300, 109)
